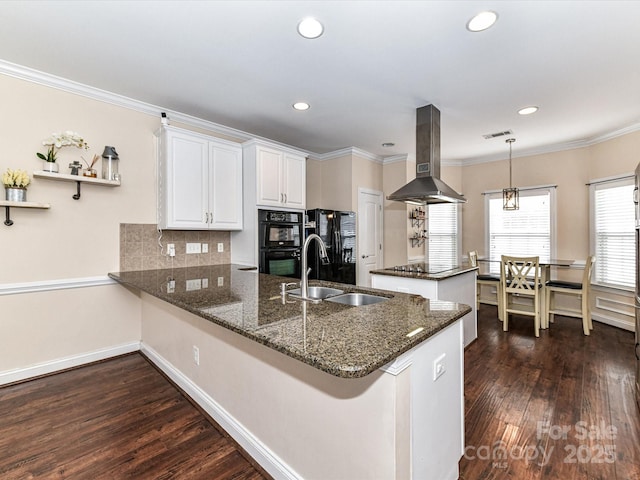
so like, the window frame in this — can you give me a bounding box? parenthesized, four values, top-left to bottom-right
(484, 185, 557, 268)
(427, 202, 462, 266)
(589, 174, 635, 291)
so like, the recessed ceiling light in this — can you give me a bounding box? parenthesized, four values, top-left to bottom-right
(293, 102, 310, 111)
(382, 142, 395, 147)
(297, 17, 324, 39)
(518, 106, 539, 115)
(466, 11, 498, 32)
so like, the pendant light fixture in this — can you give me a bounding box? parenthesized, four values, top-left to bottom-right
(502, 138, 519, 210)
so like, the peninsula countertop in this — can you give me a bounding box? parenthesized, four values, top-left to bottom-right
(108, 264, 471, 378)
(370, 262, 478, 280)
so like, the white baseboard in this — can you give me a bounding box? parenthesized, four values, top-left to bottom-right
(0, 341, 140, 386)
(140, 343, 300, 480)
(592, 314, 635, 332)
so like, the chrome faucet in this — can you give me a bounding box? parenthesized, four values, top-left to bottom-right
(300, 234, 330, 300)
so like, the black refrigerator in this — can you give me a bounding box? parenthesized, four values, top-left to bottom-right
(305, 209, 357, 285)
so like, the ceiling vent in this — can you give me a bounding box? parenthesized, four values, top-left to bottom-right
(482, 129, 514, 139)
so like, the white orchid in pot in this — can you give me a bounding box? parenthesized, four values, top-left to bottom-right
(3, 168, 31, 202)
(37, 131, 89, 173)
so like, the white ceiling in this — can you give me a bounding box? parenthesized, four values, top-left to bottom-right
(1, 1, 639, 164)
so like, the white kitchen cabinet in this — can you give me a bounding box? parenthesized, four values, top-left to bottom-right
(157, 126, 242, 230)
(252, 142, 306, 209)
(230, 139, 306, 267)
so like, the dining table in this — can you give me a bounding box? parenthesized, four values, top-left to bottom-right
(478, 257, 576, 329)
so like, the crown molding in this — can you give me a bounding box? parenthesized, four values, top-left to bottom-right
(308, 147, 383, 163)
(0, 59, 290, 149)
(3, 59, 638, 168)
(460, 121, 640, 166)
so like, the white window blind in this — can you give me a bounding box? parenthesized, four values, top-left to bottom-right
(486, 188, 554, 273)
(591, 178, 635, 289)
(428, 203, 459, 265)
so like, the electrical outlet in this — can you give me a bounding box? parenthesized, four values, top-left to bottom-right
(217, 242, 224, 253)
(167, 279, 175, 293)
(167, 244, 176, 257)
(202, 278, 208, 288)
(193, 345, 199, 366)
(202, 243, 208, 253)
(186, 278, 202, 291)
(433, 353, 446, 381)
(186, 242, 201, 254)
(217, 276, 224, 287)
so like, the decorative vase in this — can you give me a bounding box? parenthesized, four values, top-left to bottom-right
(5, 187, 27, 202)
(42, 161, 59, 173)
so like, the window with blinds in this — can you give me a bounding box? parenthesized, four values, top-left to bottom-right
(485, 188, 555, 273)
(590, 178, 635, 289)
(428, 203, 460, 265)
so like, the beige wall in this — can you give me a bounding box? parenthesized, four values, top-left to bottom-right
(0, 74, 158, 282)
(318, 155, 353, 211)
(383, 159, 412, 266)
(459, 133, 640, 262)
(305, 158, 323, 209)
(351, 154, 383, 209)
(0, 73, 243, 380)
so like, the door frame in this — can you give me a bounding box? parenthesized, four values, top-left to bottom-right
(357, 188, 384, 286)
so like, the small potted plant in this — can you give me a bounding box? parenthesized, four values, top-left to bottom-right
(2, 168, 31, 202)
(37, 131, 89, 173)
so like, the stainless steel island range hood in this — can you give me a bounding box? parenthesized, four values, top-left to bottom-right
(387, 104, 466, 205)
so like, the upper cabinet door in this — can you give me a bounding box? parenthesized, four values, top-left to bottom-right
(158, 125, 243, 230)
(210, 142, 243, 230)
(164, 130, 209, 229)
(283, 153, 306, 208)
(256, 146, 284, 207)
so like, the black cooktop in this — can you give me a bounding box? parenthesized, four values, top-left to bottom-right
(385, 263, 458, 275)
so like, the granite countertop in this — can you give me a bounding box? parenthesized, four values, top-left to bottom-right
(108, 264, 471, 379)
(370, 263, 478, 280)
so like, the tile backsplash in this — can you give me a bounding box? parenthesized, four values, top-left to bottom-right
(119, 224, 231, 271)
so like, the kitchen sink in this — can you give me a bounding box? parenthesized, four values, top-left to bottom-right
(287, 286, 344, 300)
(324, 293, 389, 306)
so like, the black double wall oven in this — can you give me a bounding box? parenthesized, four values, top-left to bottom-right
(258, 209, 303, 279)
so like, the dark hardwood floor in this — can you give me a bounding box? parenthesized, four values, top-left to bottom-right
(460, 305, 640, 480)
(2, 309, 638, 479)
(0, 353, 269, 479)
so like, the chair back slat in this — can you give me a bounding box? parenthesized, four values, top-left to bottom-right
(583, 255, 596, 286)
(501, 255, 540, 296)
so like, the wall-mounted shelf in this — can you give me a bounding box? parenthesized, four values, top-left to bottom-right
(410, 216, 425, 229)
(410, 236, 426, 248)
(33, 171, 120, 200)
(0, 200, 51, 226)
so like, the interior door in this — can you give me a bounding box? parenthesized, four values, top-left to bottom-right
(357, 189, 384, 287)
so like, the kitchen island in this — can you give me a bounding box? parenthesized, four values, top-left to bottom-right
(109, 264, 470, 479)
(370, 263, 478, 347)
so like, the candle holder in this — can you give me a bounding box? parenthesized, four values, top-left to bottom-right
(101, 146, 120, 181)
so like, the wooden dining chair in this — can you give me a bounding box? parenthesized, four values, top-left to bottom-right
(500, 255, 542, 337)
(469, 250, 502, 319)
(545, 255, 596, 335)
